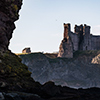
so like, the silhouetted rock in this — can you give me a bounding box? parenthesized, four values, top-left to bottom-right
(41, 81, 60, 98)
(0, 0, 22, 52)
(1, 0, 100, 100)
(3, 92, 44, 100)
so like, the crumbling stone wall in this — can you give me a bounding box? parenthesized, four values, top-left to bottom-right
(83, 25, 91, 50)
(91, 36, 100, 50)
(63, 23, 70, 40)
(58, 23, 100, 58)
(57, 39, 73, 58)
(58, 23, 73, 58)
(74, 25, 83, 50)
(70, 32, 79, 51)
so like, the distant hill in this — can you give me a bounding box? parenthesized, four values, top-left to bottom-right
(18, 50, 100, 88)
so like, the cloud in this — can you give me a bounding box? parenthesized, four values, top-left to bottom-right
(92, 25, 100, 35)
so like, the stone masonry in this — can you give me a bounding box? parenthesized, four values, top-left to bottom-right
(58, 23, 73, 58)
(22, 47, 31, 53)
(58, 23, 100, 58)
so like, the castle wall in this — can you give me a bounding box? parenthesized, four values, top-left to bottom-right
(70, 32, 79, 51)
(58, 23, 73, 58)
(82, 25, 91, 50)
(58, 23, 100, 58)
(91, 35, 100, 50)
(57, 39, 73, 58)
(74, 25, 84, 50)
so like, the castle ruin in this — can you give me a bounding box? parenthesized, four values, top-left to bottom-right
(22, 47, 31, 53)
(58, 23, 100, 58)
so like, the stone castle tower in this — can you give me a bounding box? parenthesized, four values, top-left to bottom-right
(57, 23, 73, 58)
(58, 23, 100, 58)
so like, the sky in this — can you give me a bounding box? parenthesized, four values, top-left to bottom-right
(9, 0, 100, 53)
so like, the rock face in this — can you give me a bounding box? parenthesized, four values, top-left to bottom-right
(0, 51, 41, 92)
(58, 23, 100, 58)
(0, 0, 40, 93)
(19, 51, 100, 88)
(0, 0, 22, 52)
(1, 1, 100, 100)
(1, 82, 100, 100)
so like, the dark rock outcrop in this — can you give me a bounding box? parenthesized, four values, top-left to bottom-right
(0, 51, 41, 92)
(1, 82, 100, 100)
(0, 0, 22, 52)
(1, 0, 100, 100)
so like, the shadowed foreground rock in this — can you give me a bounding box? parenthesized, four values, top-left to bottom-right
(1, 81, 100, 100)
(0, 0, 100, 100)
(0, 0, 22, 52)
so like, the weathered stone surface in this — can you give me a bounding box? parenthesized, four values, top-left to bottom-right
(58, 39, 73, 58)
(22, 47, 31, 53)
(3, 92, 44, 100)
(91, 36, 100, 50)
(63, 23, 70, 39)
(19, 51, 100, 88)
(2, 86, 100, 100)
(2, 1, 100, 100)
(91, 54, 100, 64)
(0, 92, 4, 100)
(74, 24, 83, 50)
(58, 23, 100, 58)
(70, 32, 79, 51)
(83, 25, 91, 50)
(58, 23, 73, 58)
(0, 0, 22, 52)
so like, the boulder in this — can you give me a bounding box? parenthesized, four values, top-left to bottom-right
(22, 48, 31, 53)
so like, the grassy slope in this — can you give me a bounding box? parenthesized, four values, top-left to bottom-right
(17, 50, 100, 64)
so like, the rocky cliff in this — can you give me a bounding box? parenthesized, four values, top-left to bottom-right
(0, 51, 41, 92)
(0, 0, 41, 93)
(0, 0, 22, 52)
(19, 50, 100, 88)
(1, 0, 100, 99)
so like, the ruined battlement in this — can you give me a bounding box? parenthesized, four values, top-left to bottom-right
(58, 23, 100, 58)
(74, 24, 83, 34)
(63, 23, 70, 39)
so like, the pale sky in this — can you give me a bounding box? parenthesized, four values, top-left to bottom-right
(9, 0, 100, 53)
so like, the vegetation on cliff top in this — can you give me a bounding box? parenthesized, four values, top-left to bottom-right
(18, 50, 100, 64)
